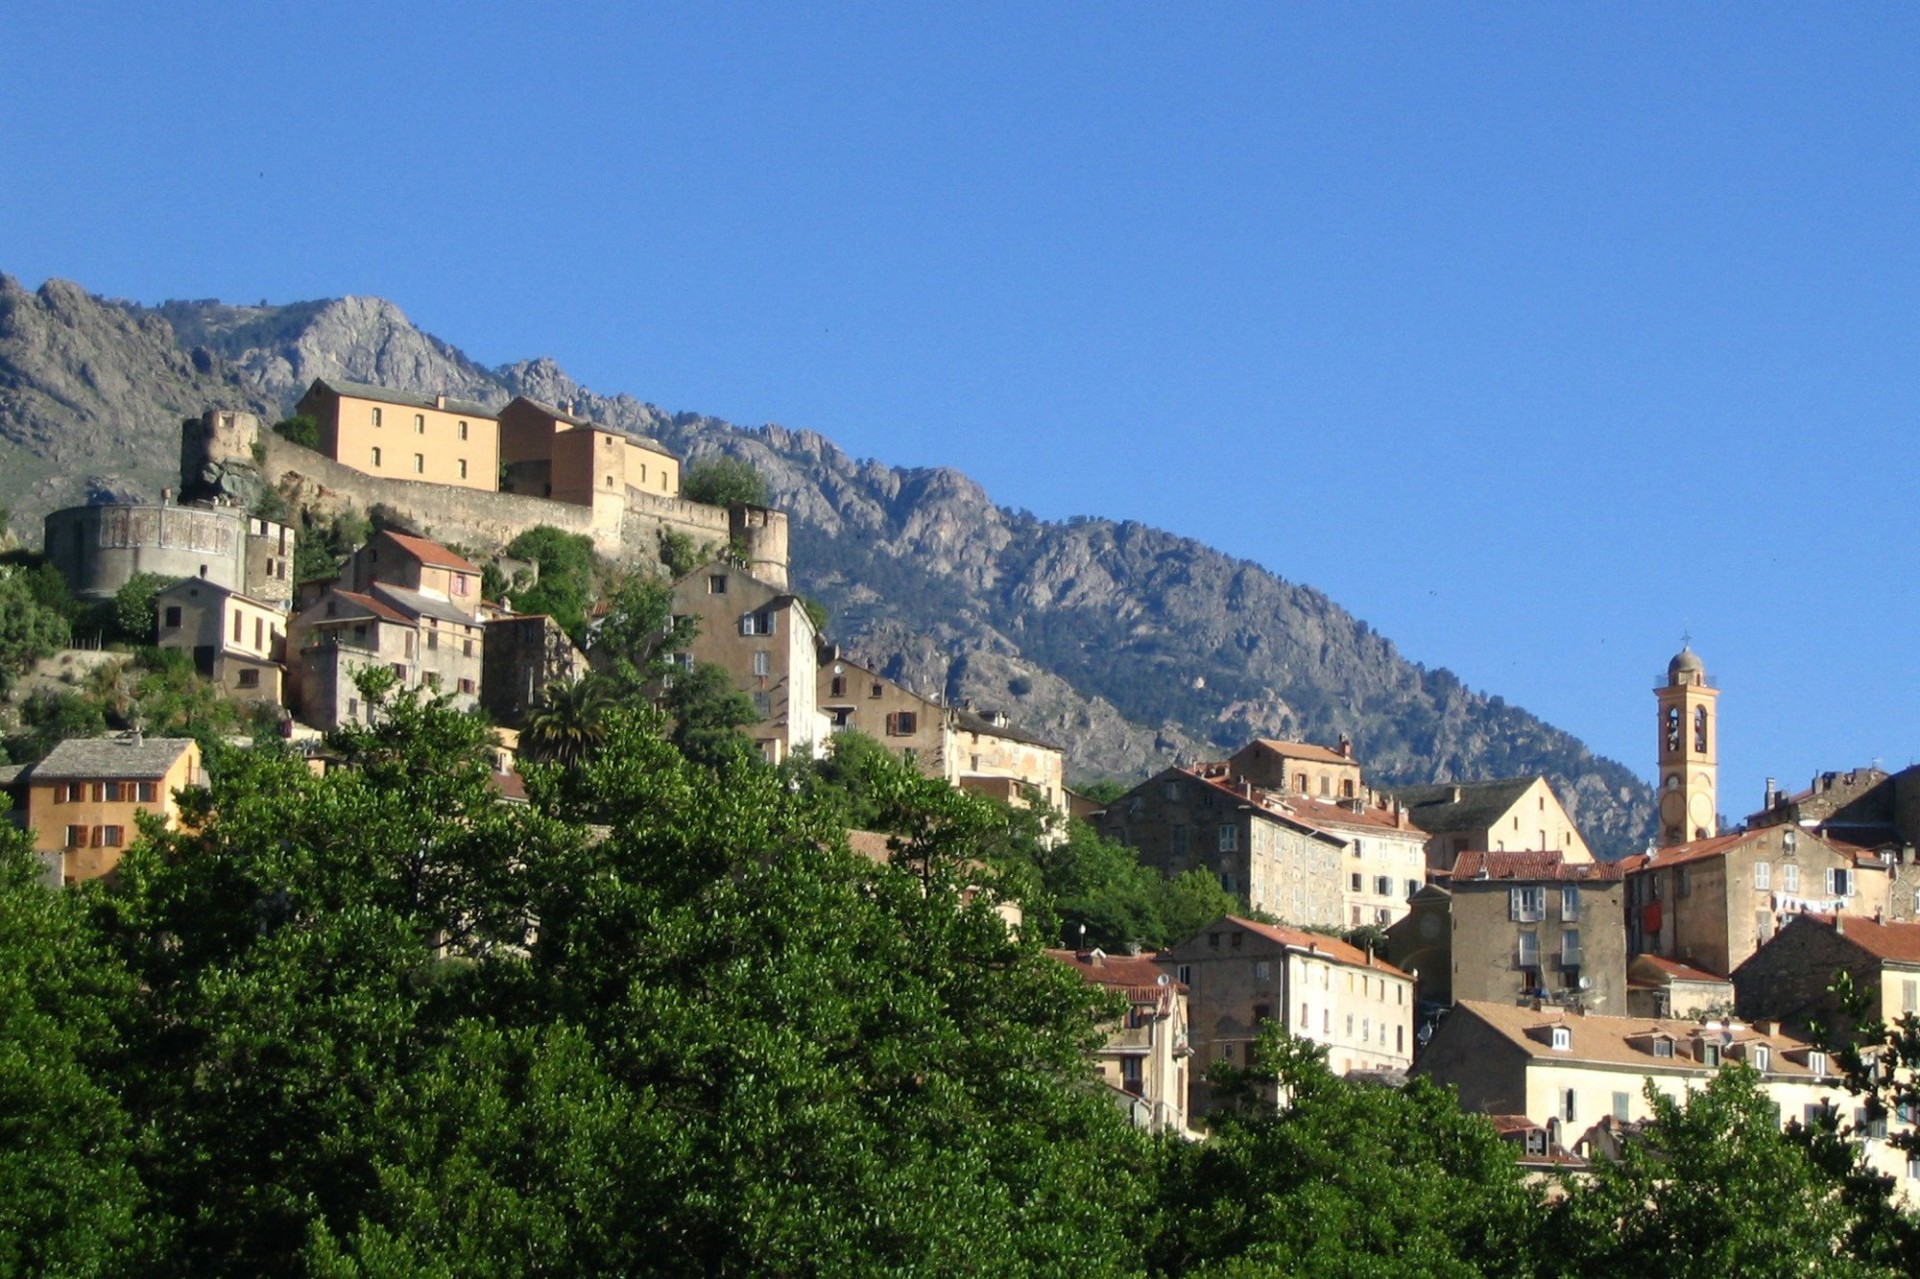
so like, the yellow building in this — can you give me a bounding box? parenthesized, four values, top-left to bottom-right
(296, 379, 500, 493)
(1420, 999, 1920, 1192)
(1046, 948, 1193, 1136)
(155, 577, 287, 704)
(1376, 776, 1594, 873)
(1226, 737, 1365, 801)
(21, 734, 204, 884)
(497, 396, 681, 504)
(1656, 645, 1720, 845)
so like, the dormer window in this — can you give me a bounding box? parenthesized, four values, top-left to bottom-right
(1701, 1041, 1722, 1068)
(1653, 1037, 1675, 1058)
(1550, 1026, 1571, 1051)
(1808, 1050, 1829, 1078)
(1751, 1044, 1770, 1073)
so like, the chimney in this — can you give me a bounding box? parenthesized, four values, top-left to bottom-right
(1451, 786, 1462, 803)
(435, 393, 447, 410)
(1338, 733, 1352, 758)
(1875, 906, 1885, 925)
(1834, 915, 1846, 935)
(1764, 777, 1777, 809)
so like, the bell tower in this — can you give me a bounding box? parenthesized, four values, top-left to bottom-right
(1655, 644, 1719, 846)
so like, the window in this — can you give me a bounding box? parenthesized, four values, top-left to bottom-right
(1177, 965, 1192, 985)
(371, 406, 383, 426)
(740, 611, 776, 636)
(1323, 1008, 1330, 1034)
(1207, 933, 1220, 949)
(347, 697, 360, 720)
(1563, 1089, 1577, 1122)
(749, 651, 770, 678)
(424, 673, 442, 691)
(1560, 929, 1581, 968)
(1653, 1037, 1675, 1058)
(458, 678, 475, 695)
(1342, 779, 1355, 798)
(1783, 863, 1800, 894)
(708, 574, 728, 594)
(103, 781, 123, 802)
(1407, 878, 1422, 898)
(1751, 1044, 1770, 1072)
(1346, 1014, 1354, 1037)
(887, 711, 917, 736)
(1516, 931, 1540, 968)
(458, 420, 468, 440)
(1613, 1091, 1631, 1121)
(1701, 1042, 1721, 1068)
(1510, 886, 1546, 922)
(1120, 1056, 1143, 1095)
(830, 675, 846, 697)
(1319, 776, 1331, 797)
(1905, 980, 1918, 1015)
(458, 459, 468, 479)
(870, 682, 883, 698)
(66, 826, 87, 848)
(1253, 1003, 1271, 1024)
(1218, 824, 1238, 852)
(1300, 1001, 1310, 1028)
(236, 668, 261, 689)
(391, 662, 408, 681)
(1754, 861, 1771, 890)
(1694, 706, 1708, 753)
(371, 446, 383, 466)
(1550, 1026, 1571, 1051)
(1254, 960, 1270, 981)
(1561, 885, 1580, 921)
(136, 782, 155, 803)
(1350, 872, 1363, 892)
(1170, 825, 1189, 855)
(1295, 772, 1308, 791)
(1374, 875, 1393, 896)
(254, 617, 264, 649)
(1808, 1050, 1829, 1077)
(752, 692, 771, 718)
(413, 454, 425, 473)
(99, 826, 123, 848)
(1678, 867, 1692, 897)
(1826, 868, 1854, 897)
(163, 605, 182, 628)
(414, 414, 425, 432)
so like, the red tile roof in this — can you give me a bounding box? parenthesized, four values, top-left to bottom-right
(1449, 850, 1627, 882)
(1279, 793, 1424, 836)
(1801, 914, 1920, 965)
(1630, 955, 1731, 985)
(1044, 949, 1185, 998)
(381, 530, 480, 573)
(324, 590, 413, 626)
(1223, 915, 1411, 979)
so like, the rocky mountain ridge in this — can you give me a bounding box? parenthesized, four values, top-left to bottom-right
(0, 275, 1656, 854)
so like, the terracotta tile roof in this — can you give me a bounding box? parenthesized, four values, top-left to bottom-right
(1447, 999, 1828, 1077)
(1278, 793, 1425, 837)
(1242, 738, 1355, 766)
(380, 531, 480, 573)
(1630, 955, 1731, 985)
(1800, 913, 1920, 966)
(1449, 850, 1627, 882)
(322, 590, 413, 626)
(1044, 948, 1184, 998)
(1222, 915, 1411, 979)
(1617, 827, 1856, 873)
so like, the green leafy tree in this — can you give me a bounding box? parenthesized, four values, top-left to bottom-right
(1152, 1026, 1542, 1278)
(520, 677, 612, 768)
(503, 527, 599, 640)
(658, 526, 701, 578)
(661, 659, 760, 769)
(0, 568, 71, 690)
(583, 574, 694, 699)
(1541, 1065, 1899, 1278)
(681, 455, 769, 508)
(271, 414, 321, 450)
(0, 806, 142, 1278)
(111, 572, 172, 645)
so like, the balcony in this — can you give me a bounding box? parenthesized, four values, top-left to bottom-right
(1108, 1025, 1154, 1051)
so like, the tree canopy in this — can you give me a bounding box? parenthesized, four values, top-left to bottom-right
(681, 455, 769, 508)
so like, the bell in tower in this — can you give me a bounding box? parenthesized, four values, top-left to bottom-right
(1654, 644, 1719, 846)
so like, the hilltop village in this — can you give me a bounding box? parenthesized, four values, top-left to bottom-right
(7, 379, 1920, 1193)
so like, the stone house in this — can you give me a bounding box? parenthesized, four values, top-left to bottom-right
(1374, 777, 1593, 872)
(1732, 912, 1920, 1039)
(343, 530, 486, 614)
(669, 561, 826, 764)
(286, 585, 485, 728)
(1283, 791, 1429, 928)
(1045, 948, 1192, 1136)
(296, 379, 501, 494)
(1625, 955, 1734, 1020)
(18, 734, 204, 884)
(1161, 915, 1414, 1117)
(1223, 737, 1364, 802)
(497, 396, 681, 506)
(1417, 999, 1920, 1187)
(1440, 851, 1629, 1018)
(155, 577, 288, 705)
(1098, 766, 1348, 929)
(480, 614, 589, 728)
(1619, 826, 1892, 980)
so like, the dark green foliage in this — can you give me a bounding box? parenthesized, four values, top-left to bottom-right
(520, 678, 611, 767)
(1076, 778, 1130, 806)
(658, 526, 701, 578)
(681, 455, 768, 508)
(0, 567, 71, 689)
(503, 526, 598, 641)
(0, 811, 141, 1278)
(110, 572, 171, 645)
(1007, 674, 1033, 696)
(271, 414, 320, 450)
(583, 574, 693, 698)
(10, 691, 108, 764)
(1153, 1027, 1542, 1278)
(661, 659, 760, 768)
(1540, 1067, 1899, 1278)
(292, 508, 372, 585)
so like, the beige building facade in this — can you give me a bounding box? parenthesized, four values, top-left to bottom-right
(498, 396, 681, 507)
(1224, 738, 1364, 801)
(1419, 1000, 1920, 1191)
(22, 735, 204, 883)
(1442, 851, 1629, 1017)
(1163, 915, 1414, 1117)
(671, 562, 825, 763)
(155, 577, 287, 704)
(1046, 949, 1192, 1136)
(1376, 776, 1593, 872)
(297, 379, 501, 494)
(1732, 912, 1920, 1039)
(1621, 826, 1890, 979)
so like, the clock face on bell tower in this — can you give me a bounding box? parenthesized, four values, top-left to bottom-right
(1654, 645, 1719, 847)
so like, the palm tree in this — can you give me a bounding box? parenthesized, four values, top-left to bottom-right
(520, 677, 611, 768)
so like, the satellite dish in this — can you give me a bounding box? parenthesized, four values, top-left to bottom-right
(1578, 976, 1593, 990)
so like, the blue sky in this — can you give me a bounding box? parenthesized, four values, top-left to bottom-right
(5, 4, 1917, 818)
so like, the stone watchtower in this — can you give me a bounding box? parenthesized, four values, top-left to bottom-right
(1656, 645, 1719, 846)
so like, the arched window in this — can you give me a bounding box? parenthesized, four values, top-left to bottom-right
(1665, 706, 1681, 752)
(1694, 706, 1709, 754)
